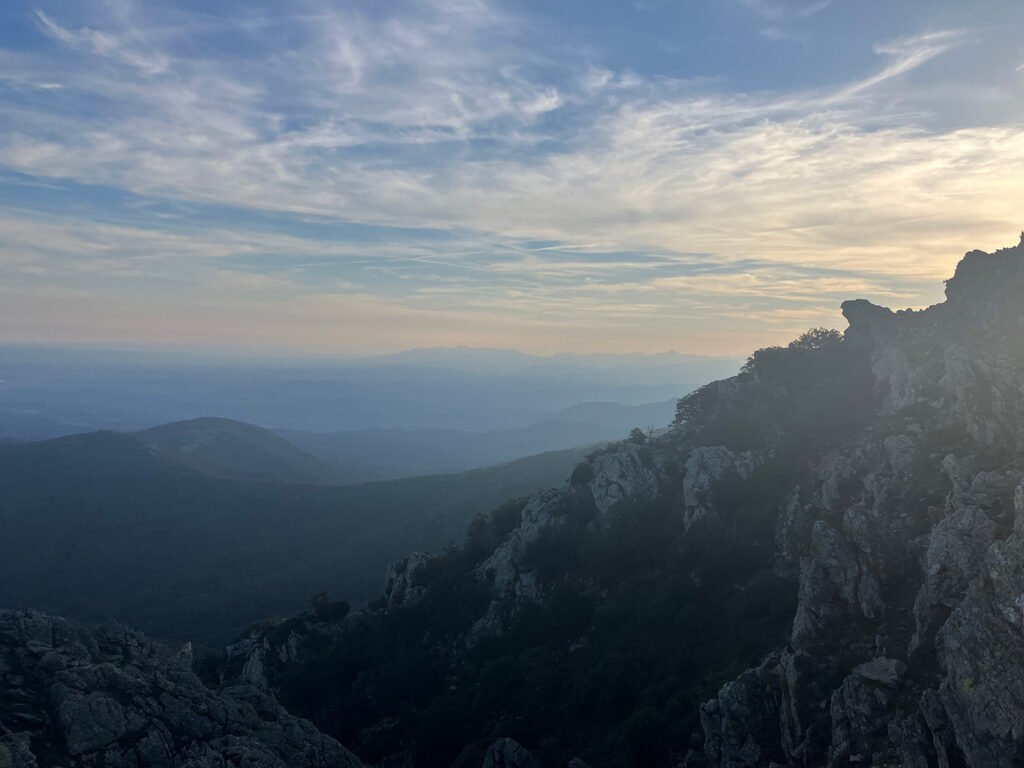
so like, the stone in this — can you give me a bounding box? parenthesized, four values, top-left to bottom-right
(700, 655, 786, 768)
(682, 446, 739, 528)
(383, 551, 432, 606)
(0, 610, 366, 768)
(588, 442, 663, 518)
(481, 737, 541, 768)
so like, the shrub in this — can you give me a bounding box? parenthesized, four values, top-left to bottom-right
(628, 427, 648, 444)
(308, 592, 351, 622)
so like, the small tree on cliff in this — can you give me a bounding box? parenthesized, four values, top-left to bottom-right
(788, 327, 842, 352)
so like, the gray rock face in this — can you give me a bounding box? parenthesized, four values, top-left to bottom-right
(587, 441, 664, 518)
(827, 658, 907, 764)
(468, 489, 572, 640)
(698, 655, 785, 768)
(933, 583, 1024, 767)
(791, 519, 884, 650)
(477, 489, 569, 599)
(0, 611, 365, 768)
(383, 551, 432, 606)
(481, 737, 541, 768)
(682, 446, 760, 529)
(697, 242, 1024, 767)
(468, 436, 684, 641)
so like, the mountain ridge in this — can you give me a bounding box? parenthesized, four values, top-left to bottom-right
(135, 416, 366, 485)
(217, 238, 1024, 766)
(0, 348, 741, 440)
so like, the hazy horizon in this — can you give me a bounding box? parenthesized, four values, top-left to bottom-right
(0, 340, 743, 446)
(0, 339, 744, 365)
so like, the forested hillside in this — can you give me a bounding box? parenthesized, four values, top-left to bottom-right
(0, 431, 590, 645)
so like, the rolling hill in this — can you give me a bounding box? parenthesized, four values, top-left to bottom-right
(135, 416, 370, 484)
(0, 426, 594, 645)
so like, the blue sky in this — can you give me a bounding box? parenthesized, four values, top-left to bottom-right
(1, 0, 1023, 355)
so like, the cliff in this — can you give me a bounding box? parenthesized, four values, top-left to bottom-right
(694, 239, 1024, 768)
(216, 238, 1024, 766)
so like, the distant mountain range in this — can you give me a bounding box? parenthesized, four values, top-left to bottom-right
(0, 345, 739, 440)
(344, 346, 738, 375)
(278, 400, 675, 479)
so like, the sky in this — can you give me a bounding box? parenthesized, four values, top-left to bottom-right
(1, 0, 1023, 356)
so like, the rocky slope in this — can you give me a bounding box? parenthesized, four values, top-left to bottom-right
(691, 241, 1024, 768)
(0, 610, 365, 768)
(218, 238, 1024, 765)
(219, 412, 796, 765)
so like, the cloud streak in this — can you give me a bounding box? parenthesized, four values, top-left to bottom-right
(0, 1, 1022, 353)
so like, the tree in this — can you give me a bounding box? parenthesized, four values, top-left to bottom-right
(308, 592, 350, 621)
(788, 327, 842, 352)
(674, 382, 718, 425)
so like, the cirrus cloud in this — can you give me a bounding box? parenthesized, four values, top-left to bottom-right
(0, 0, 1022, 354)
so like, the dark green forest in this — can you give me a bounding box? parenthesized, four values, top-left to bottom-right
(0, 432, 589, 645)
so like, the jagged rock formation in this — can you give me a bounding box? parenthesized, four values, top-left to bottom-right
(482, 738, 542, 768)
(694, 241, 1024, 768)
(383, 551, 432, 607)
(0, 611, 365, 768)
(221, 240, 1024, 766)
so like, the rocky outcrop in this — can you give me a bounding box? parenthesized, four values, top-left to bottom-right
(0, 610, 364, 768)
(682, 446, 760, 529)
(481, 738, 542, 768)
(477, 489, 571, 598)
(586, 441, 665, 517)
(383, 551, 433, 606)
(467, 439, 685, 641)
(695, 240, 1024, 767)
(697, 654, 786, 768)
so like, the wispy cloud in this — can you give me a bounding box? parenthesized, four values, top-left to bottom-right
(738, 0, 837, 37)
(798, 0, 835, 19)
(837, 29, 968, 98)
(34, 9, 170, 74)
(737, 0, 785, 22)
(0, 1, 1021, 353)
